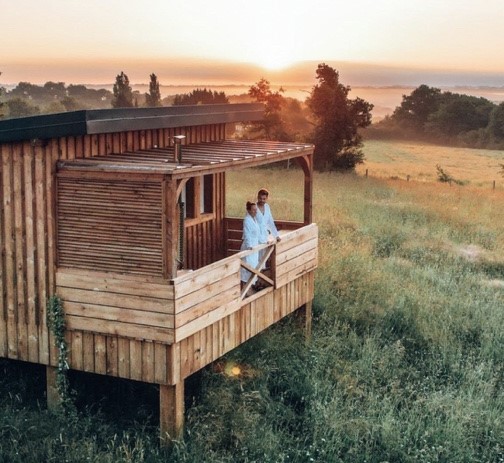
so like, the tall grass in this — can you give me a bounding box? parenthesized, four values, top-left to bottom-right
(1, 168, 503, 462)
(358, 140, 504, 189)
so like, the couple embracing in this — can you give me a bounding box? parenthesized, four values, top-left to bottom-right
(240, 189, 281, 291)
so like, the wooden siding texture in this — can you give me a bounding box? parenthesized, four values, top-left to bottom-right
(57, 177, 164, 276)
(184, 172, 226, 270)
(172, 224, 318, 342)
(0, 124, 225, 367)
(177, 271, 315, 381)
(56, 270, 315, 385)
(51, 224, 317, 384)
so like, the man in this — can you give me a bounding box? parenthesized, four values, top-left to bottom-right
(256, 188, 280, 249)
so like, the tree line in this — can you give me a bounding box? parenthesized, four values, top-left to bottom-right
(0, 65, 375, 171)
(367, 84, 504, 149)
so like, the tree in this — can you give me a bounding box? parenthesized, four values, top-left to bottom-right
(112, 71, 134, 108)
(248, 78, 288, 140)
(391, 85, 442, 133)
(43, 81, 66, 99)
(5, 98, 40, 118)
(145, 73, 162, 107)
(173, 88, 228, 106)
(425, 94, 494, 138)
(488, 103, 504, 139)
(307, 63, 373, 171)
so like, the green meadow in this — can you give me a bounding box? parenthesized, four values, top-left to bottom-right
(1, 142, 503, 462)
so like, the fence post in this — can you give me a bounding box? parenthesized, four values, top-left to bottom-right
(365, 169, 368, 178)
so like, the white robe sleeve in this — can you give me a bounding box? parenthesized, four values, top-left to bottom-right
(264, 204, 279, 238)
(242, 215, 256, 249)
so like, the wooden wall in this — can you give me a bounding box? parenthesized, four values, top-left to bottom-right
(57, 270, 315, 386)
(0, 124, 226, 366)
(176, 271, 315, 381)
(57, 176, 164, 276)
(184, 172, 226, 270)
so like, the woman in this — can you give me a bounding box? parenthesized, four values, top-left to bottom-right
(240, 201, 260, 290)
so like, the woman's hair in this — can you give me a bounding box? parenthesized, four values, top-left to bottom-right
(257, 188, 269, 197)
(246, 201, 256, 211)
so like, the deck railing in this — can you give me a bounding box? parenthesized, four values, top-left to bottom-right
(57, 223, 317, 345)
(171, 223, 317, 341)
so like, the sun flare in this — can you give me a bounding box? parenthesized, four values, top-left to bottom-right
(255, 55, 296, 71)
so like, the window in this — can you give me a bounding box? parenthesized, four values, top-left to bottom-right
(183, 175, 213, 220)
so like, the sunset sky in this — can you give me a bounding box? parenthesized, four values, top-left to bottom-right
(1, 0, 503, 86)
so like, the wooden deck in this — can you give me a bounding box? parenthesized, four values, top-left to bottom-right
(0, 105, 316, 439)
(54, 223, 317, 383)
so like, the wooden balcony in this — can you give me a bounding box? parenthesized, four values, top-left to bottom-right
(56, 223, 318, 350)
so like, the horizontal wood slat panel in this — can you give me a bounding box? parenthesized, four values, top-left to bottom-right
(64, 301, 174, 329)
(56, 269, 172, 296)
(57, 268, 175, 344)
(178, 272, 315, 379)
(58, 287, 174, 314)
(57, 178, 163, 276)
(66, 316, 174, 344)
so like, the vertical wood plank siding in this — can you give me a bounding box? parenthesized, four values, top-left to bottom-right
(177, 271, 315, 381)
(184, 172, 226, 270)
(0, 124, 225, 370)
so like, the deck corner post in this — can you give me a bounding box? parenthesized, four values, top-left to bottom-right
(46, 365, 60, 410)
(160, 381, 185, 445)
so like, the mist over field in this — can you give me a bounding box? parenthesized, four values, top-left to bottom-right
(75, 82, 503, 122)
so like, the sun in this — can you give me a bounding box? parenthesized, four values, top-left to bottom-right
(255, 55, 297, 71)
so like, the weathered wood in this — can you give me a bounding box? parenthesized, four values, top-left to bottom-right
(64, 301, 174, 329)
(160, 382, 184, 443)
(3, 144, 17, 358)
(94, 334, 107, 375)
(57, 287, 173, 314)
(56, 269, 172, 297)
(66, 315, 174, 344)
(130, 339, 143, 381)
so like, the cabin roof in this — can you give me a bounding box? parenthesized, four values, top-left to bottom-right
(57, 139, 314, 177)
(0, 103, 264, 143)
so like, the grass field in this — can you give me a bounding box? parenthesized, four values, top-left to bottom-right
(0, 146, 503, 461)
(358, 140, 504, 189)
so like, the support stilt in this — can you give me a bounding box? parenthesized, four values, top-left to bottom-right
(304, 300, 313, 342)
(297, 301, 313, 342)
(160, 381, 185, 444)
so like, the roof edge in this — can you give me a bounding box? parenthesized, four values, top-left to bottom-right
(0, 104, 265, 143)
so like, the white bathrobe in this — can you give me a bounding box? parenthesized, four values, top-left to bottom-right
(240, 213, 260, 283)
(257, 203, 279, 244)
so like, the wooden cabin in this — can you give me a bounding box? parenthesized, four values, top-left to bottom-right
(0, 104, 318, 440)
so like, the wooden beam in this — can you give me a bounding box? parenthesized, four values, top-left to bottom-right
(160, 381, 184, 444)
(295, 155, 313, 225)
(164, 179, 179, 279)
